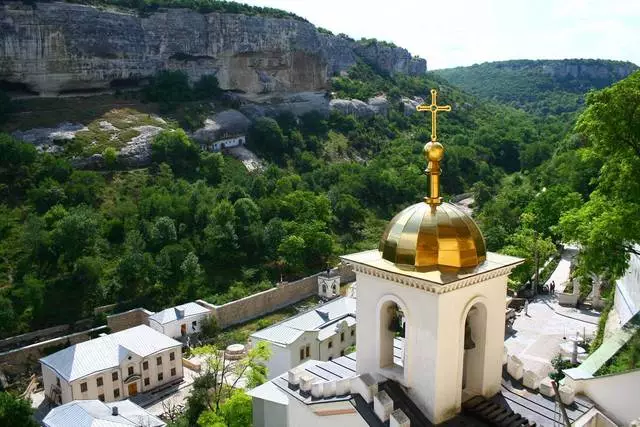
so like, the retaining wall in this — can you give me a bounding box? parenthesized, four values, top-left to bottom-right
(107, 308, 154, 333)
(0, 326, 108, 375)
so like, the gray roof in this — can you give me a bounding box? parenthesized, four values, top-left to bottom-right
(251, 297, 356, 345)
(40, 325, 181, 382)
(43, 399, 166, 427)
(148, 302, 211, 325)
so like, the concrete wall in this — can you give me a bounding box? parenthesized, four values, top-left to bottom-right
(213, 265, 355, 329)
(568, 369, 640, 426)
(615, 248, 640, 325)
(0, 326, 108, 375)
(107, 308, 153, 333)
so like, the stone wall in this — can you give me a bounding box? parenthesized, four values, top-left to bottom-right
(106, 308, 153, 333)
(212, 264, 355, 329)
(0, 326, 108, 375)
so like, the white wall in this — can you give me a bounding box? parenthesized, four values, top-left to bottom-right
(615, 249, 640, 325)
(569, 369, 640, 426)
(42, 364, 73, 404)
(258, 341, 292, 380)
(354, 271, 509, 424)
(150, 314, 209, 339)
(288, 397, 368, 427)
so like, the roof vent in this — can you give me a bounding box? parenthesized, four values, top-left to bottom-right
(316, 309, 329, 320)
(112, 406, 118, 416)
(176, 307, 185, 318)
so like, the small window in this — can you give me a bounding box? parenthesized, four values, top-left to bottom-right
(328, 356, 333, 361)
(56, 377, 61, 387)
(97, 377, 103, 387)
(143, 361, 149, 370)
(340, 350, 345, 356)
(299, 348, 305, 361)
(305, 345, 310, 358)
(80, 382, 88, 393)
(128, 366, 134, 376)
(351, 329, 354, 337)
(144, 378, 150, 386)
(341, 332, 345, 342)
(114, 388, 120, 398)
(170, 352, 175, 361)
(171, 368, 176, 377)
(158, 373, 164, 382)
(112, 372, 118, 381)
(156, 356, 162, 366)
(328, 340, 333, 349)
(98, 393, 105, 402)
(192, 321, 197, 328)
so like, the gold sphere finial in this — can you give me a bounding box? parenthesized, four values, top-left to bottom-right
(424, 141, 444, 162)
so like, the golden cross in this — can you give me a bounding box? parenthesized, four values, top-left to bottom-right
(416, 89, 451, 141)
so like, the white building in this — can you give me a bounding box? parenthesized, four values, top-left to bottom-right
(43, 399, 166, 427)
(40, 325, 183, 405)
(250, 297, 356, 379)
(148, 302, 211, 339)
(200, 134, 246, 152)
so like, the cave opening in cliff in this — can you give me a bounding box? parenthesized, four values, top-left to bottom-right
(110, 77, 147, 90)
(0, 80, 39, 96)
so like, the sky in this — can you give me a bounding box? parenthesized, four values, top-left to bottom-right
(241, 0, 640, 70)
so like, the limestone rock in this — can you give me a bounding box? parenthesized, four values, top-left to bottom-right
(191, 110, 251, 143)
(12, 123, 88, 153)
(0, 2, 426, 96)
(117, 126, 164, 168)
(367, 96, 390, 115)
(330, 99, 375, 118)
(239, 91, 329, 120)
(401, 96, 425, 116)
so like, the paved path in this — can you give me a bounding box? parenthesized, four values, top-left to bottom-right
(505, 246, 599, 376)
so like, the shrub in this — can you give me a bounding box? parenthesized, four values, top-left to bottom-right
(143, 70, 192, 108)
(193, 74, 221, 99)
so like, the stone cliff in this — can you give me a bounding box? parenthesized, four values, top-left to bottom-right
(0, 2, 426, 96)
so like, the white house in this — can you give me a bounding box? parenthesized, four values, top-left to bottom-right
(43, 399, 166, 427)
(200, 134, 246, 152)
(148, 302, 211, 339)
(40, 325, 183, 405)
(250, 297, 356, 379)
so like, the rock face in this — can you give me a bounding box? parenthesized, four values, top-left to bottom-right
(0, 2, 426, 96)
(12, 123, 88, 153)
(239, 91, 330, 120)
(191, 109, 251, 143)
(329, 95, 391, 118)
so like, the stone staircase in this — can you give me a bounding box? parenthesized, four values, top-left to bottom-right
(463, 396, 536, 427)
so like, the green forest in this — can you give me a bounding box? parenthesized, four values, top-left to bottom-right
(0, 57, 639, 358)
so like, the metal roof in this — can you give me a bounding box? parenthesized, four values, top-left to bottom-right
(40, 325, 181, 382)
(251, 297, 356, 345)
(42, 399, 165, 427)
(148, 302, 211, 325)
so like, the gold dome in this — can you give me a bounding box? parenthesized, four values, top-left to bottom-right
(379, 202, 486, 270)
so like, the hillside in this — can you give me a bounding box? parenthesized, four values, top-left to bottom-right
(433, 59, 638, 116)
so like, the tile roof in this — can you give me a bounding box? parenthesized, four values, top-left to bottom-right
(42, 399, 165, 427)
(148, 302, 210, 325)
(40, 325, 181, 382)
(250, 297, 356, 345)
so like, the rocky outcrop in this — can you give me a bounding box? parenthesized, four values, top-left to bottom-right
(329, 95, 391, 118)
(12, 123, 87, 153)
(0, 2, 426, 96)
(239, 91, 330, 120)
(191, 110, 251, 143)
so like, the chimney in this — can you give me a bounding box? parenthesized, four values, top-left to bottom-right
(176, 307, 185, 319)
(112, 406, 118, 416)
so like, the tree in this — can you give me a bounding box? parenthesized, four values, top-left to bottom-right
(278, 235, 306, 277)
(193, 74, 222, 99)
(559, 71, 640, 276)
(144, 70, 192, 109)
(152, 129, 201, 177)
(0, 392, 38, 427)
(247, 117, 285, 162)
(200, 152, 224, 185)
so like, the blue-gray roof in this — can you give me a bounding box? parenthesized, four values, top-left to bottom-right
(40, 325, 181, 382)
(42, 399, 165, 427)
(148, 302, 211, 325)
(250, 297, 356, 345)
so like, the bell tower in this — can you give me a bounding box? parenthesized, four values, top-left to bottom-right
(341, 90, 524, 424)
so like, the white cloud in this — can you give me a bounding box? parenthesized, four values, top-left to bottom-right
(241, 0, 639, 69)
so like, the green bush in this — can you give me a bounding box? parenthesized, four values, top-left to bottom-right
(143, 70, 192, 109)
(193, 74, 221, 99)
(590, 298, 614, 354)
